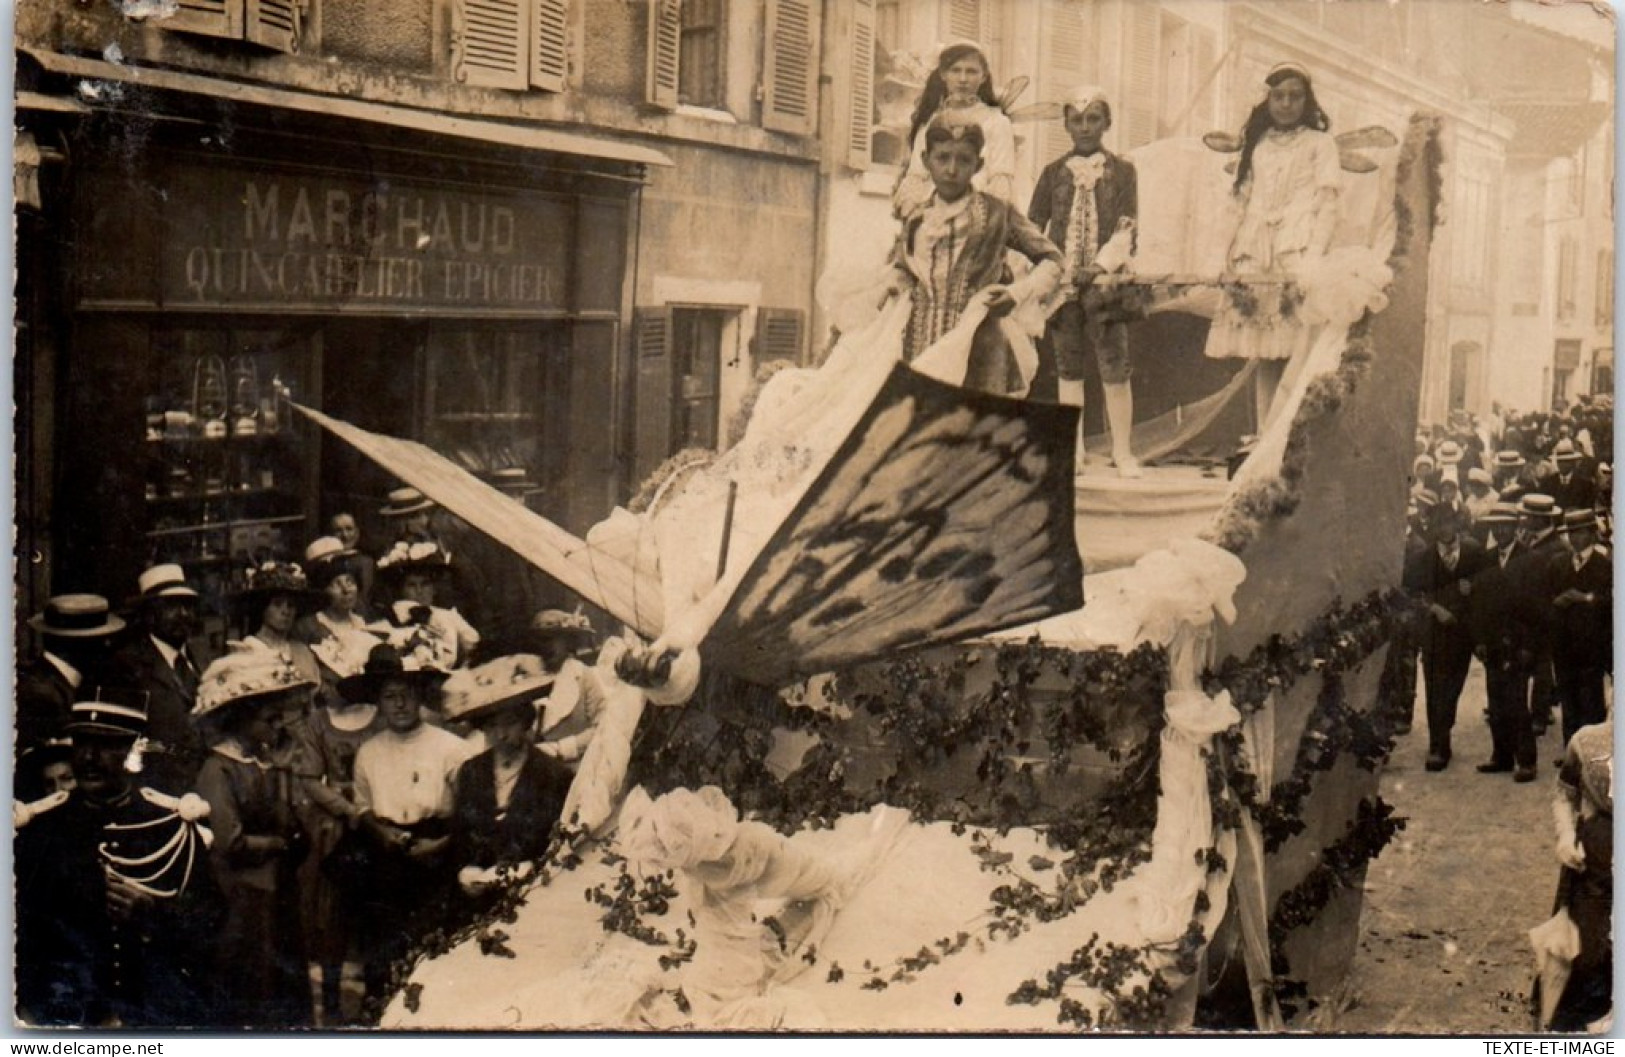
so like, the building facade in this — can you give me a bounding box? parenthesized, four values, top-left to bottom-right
(15, 0, 827, 630)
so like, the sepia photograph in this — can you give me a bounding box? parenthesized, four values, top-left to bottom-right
(8, 0, 1617, 1036)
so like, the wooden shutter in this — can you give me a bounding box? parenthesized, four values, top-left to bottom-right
(754, 308, 805, 365)
(1188, 25, 1217, 135)
(161, 0, 244, 40)
(1040, 0, 1092, 162)
(453, 0, 530, 91)
(633, 308, 675, 483)
(846, 0, 877, 168)
(530, 0, 568, 91)
(645, 0, 681, 110)
(941, 0, 983, 42)
(762, 0, 820, 135)
(244, 0, 300, 53)
(1122, 3, 1160, 149)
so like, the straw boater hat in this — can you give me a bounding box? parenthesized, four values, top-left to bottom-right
(29, 594, 125, 638)
(531, 609, 595, 641)
(1562, 509, 1598, 534)
(303, 536, 363, 590)
(193, 643, 318, 721)
(380, 486, 436, 518)
(1518, 494, 1561, 519)
(441, 655, 554, 727)
(66, 687, 150, 740)
(1493, 450, 1526, 470)
(1434, 440, 1463, 465)
(1552, 439, 1583, 463)
(232, 561, 325, 620)
(1480, 502, 1521, 525)
(126, 564, 200, 610)
(1466, 467, 1493, 488)
(337, 643, 449, 704)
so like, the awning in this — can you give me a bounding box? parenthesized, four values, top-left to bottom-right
(21, 47, 673, 168)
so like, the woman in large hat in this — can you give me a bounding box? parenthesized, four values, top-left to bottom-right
(192, 645, 319, 1027)
(233, 561, 325, 690)
(442, 657, 574, 915)
(372, 539, 481, 670)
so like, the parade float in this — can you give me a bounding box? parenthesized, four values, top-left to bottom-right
(294, 111, 1441, 1032)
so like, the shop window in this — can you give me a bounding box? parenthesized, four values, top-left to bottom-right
(154, 0, 306, 55)
(452, 0, 569, 92)
(142, 326, 315, 617)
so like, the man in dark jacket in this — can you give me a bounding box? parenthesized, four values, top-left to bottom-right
(106, 565, 209, 791)
(1506, 494, 1567, 737)
(18, 595, 123, 753)
(1537, 439, 1597, 514)
(1404, 504, 1488, 771)
(1545, 509, 1612, 745)
(1468, 503, 1537, 781)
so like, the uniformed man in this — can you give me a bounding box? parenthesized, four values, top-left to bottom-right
(1469, 503, 1537, 781)
(1546, 509, 1612, 745)
(15, 691, 223, 1027)
(1404, 502, 1488, 771)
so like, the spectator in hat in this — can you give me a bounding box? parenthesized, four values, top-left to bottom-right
(1469, 503, 1538, 781)
(372, 540, 480, 670)
(300, 537, 382, 698)
(328, 512, 378, 619)
(1507, 494, 1567, 738)
(234, 561, 325, 689)
(379, 486, 437, 545)
(444, 657, 573, 916)
(1403, 503, 1488, 771)
(1378, 491, 1432, 737)
(1491, 449, 1533, 503)
(107, 564, 209, 791)
(16, 689, 223, 1027)
(1433, 439, 1464, 490)
(1463, 467, 1498, 525)
(531, 610, 607, 769)
(18, 594, 123, 753)
(1537, 439, 1597, 515)
(192, 646, 316, 1027)
(341, 644, 473, 1001)
(1546, 509, 1611, 745)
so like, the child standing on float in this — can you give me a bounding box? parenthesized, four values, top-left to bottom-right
(1029, 86, 1141, 476)
(1203, 62, 1341, 430)
(889, 119, 1061, 395)
(892, 40, 1017, 218)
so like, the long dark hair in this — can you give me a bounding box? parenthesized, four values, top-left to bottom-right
(1232, 67, 1330, 194)
(907, 43, 1000, 150)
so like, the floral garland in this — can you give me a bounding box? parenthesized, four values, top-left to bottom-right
(1263, 797, 1407, 1021)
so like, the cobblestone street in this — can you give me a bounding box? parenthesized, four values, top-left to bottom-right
(1335, 663, 1575, 1033)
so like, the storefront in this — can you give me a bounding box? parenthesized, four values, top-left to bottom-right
(23, 90, 664, 631)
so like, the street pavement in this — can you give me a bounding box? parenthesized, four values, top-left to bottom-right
(1331, 662, 1571, 1034)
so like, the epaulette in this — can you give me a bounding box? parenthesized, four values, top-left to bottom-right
(13, 790, 70, 829)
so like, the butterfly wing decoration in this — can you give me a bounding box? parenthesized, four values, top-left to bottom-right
(1335, 125, 1396, 174)
(997, 75, 1031, 116)
(1006, 100, 1063, 125)
(1203, 130, 1242, 153)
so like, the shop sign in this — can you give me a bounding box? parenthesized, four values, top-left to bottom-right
(85, 160, 578, 314)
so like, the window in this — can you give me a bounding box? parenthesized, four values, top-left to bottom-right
(1451, 173, 1491, 291)
(1557, 236, 1579, 323)
(1122, 6, 1218, 149)
(678, 0, 724, 108)
(645, 0, 818, 134)
(1038, 0, 1100, 162)
(154, 0, 304, 54)
(451, 0, 569, 92)
(1447, 341, 1480, 412)
(1596, 250, 1614, 328)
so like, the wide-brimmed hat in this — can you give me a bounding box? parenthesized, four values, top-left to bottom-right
(380, 487, 436, 518)
(29, 594, 126, 639)
(1466, 467, 1493, 488)
(127, 564, 200, 609)
(531, 609, 595, 640)
(337, 643, 449, 704)
(376, 539, 454, 581)
(1493, 450, 1525, 469)
(66, 687, 150, 740)
(1562, 509, 1598, 533)
(1434, 440, 1463, 464)
(1479, 502, 1520, 525)
(482, 467, 544, 498)
(232, 561, 325, 619)
(1518, 494, 1561, 519)
(1552, 439, 1583, 462)
(193, 643, 318, 721)
(441, 655, 553, 726)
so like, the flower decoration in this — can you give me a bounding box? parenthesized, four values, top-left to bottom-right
(378, 540, 452, 570)
(193, 640, 317, 718)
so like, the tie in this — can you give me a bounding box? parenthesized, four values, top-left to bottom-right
(175, 651, 200, 701)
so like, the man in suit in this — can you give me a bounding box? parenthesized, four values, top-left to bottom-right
(106, 565, 207, 792)
(1404, 503, 1488, 771)
(1505, 494, 1567, 738)
(18, 595, 123, 753)
(1537, 439, 1597, 514)
(1546, 509, 1612, 746)
(1468, 503, 1537, 781)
